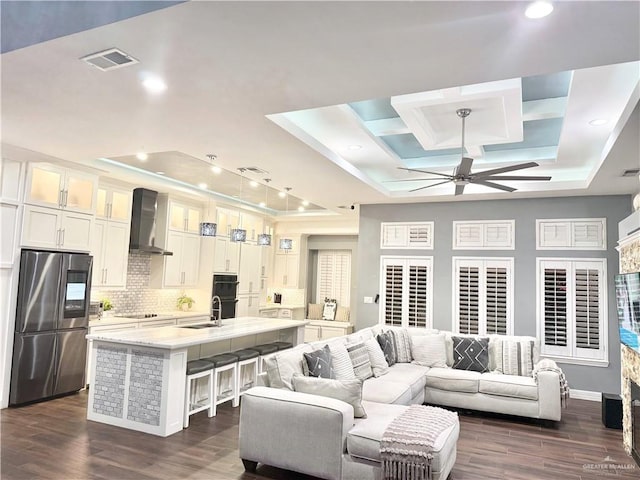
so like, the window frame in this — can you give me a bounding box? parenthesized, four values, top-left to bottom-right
(315, 250, 351, 306)
(536, 257, 609, 367)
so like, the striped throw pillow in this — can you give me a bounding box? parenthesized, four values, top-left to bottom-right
(328, 343, 356, 380)
(391, 328, 412, 363)
(346, 342, 373, 381)
(494, 339, 534, 376)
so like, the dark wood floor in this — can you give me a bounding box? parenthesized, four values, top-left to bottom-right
(1, 391, 638, 480)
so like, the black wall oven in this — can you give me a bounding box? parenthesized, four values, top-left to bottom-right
(212, 274, 239, 319)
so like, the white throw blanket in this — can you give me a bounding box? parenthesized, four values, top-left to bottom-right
(380, 405, 458, 480)
(533, 358, 570, 407)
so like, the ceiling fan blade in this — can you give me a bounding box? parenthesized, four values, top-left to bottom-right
(474, 180, 517, 192)
(398, 167, 452, 178)
(409, 179, 452, 192)
(383, 177, 450, 183)
(477, 175, 551, 181)
(455, 157, 474, 177)
(454, 184, 465, 196)
(473, 162, 540, 178)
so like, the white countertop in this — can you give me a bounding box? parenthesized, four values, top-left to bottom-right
(86, 317, 309, 349)
(90, 311, 210, 327)
(258, 304, 305, 310)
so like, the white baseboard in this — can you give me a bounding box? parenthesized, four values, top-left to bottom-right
(570, 389, 603, 401)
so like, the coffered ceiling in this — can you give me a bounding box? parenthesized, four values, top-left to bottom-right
(1, 1, 638, 217)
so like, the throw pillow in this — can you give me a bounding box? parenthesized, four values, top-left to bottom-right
(411, 333, 447, 367)
(364, 338, 389, 377)
(303, 345, 336, 379)
(452, 336, 489, 372)
(292, 374, 367, 418)
(391, 328, 412, 363)
(376, 331, 397, 366)
(346, 342, 373, 381)
(307, 303, 323, 320)
(328, 343, 356, 380)
(493, 339, 535, 376)
(264, 344, 313, 390)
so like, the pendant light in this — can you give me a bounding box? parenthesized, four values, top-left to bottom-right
(279, 187, 293, 250)
(257, 178, 272, 246)
(199, 154, 217, 237)
(230, 168, 247, 242)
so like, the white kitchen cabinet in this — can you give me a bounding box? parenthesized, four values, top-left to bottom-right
(22, 205, 93, 252)
(216, 207, 240, 237)
(25, 163, 97, 214)
(260, 244, 273, 278)
(273, 252, 300, 287)
(153, 231, 201, 287)
(213, 236, 240, 273)
(237, 294, 260, 317)
(96, 185, 132, 223)
(91, 219, 129, 288)
(168, 200, 201, 234)
(304, 320, 353, 341)
(238, 243, 261, 294)
(241, 212, 263, 243)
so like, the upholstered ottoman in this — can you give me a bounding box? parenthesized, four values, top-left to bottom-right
(344, 402, 459, 480)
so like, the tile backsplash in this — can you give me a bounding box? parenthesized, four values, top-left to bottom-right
(91, 253, 207, 315)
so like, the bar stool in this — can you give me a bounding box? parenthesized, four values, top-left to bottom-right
(250, 343, 279, 373)
(183, 359, 215, 428)
(271, 341, 293, 351)
(232, 348, 260, 403)
(204, 353, 239, 416)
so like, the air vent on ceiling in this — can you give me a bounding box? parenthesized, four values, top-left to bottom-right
(80, 48, 139, 71)
(622, 168, 640, 177)
(243, 166, 269, 174)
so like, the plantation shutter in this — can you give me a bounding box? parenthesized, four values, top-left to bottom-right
(454, 257, 513, 335)
(380, 256, 432, 328)
(317, 253, 333, 302)
(543, 267, 568, 348)
(574, 267, 600, 350)
(315, 250, 351, 306)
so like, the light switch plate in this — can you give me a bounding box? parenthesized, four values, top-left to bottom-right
(364, 296, 373, 304)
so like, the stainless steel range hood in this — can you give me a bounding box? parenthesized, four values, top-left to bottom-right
(129, 188, 173, 255)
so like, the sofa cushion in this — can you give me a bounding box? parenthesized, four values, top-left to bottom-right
(479, 373, 539, 400)
(364, 338, 389, 377)
(347, 342, 374, 381)
(328, 343, 356, 380)
(383, 363, 429, 399)
(492, 338, 535, 376)
(264, 344, 313, 390)
(292, 374, 367, 418)
(377, 331, 397, 366)
(443, 332, 480, 367)
(425, 367, 481, 393)
(362, 376, 413, 404)
(452, 336, 489, 372)
(348, 401, 458, 474)
(303, 345, 335, 379)
(391, 328, 412, 363)
(411, 333, 447, 367)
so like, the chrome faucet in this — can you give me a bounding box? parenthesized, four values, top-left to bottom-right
(211, 295, 222, 327)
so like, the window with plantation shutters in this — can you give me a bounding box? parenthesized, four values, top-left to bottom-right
(315, 250, 351, 307)
(453, 220, 515, 250)
(380, 222, 434, 249)
(380, 256, 433, 328)
(536, 218, 606, 250)
(453, 257, 513, 335)
(537, 258, 608, 366)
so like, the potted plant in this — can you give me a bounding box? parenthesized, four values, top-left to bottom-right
(101, 298, 113, 316)
(177, 293, 195, 311)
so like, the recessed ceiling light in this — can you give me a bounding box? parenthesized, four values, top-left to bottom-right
(525, 1, 553, 19)
(347, 144, 362, 151)
(302, 200, 309, 206)
(278, 191, 286, 198)
(142, 76, 167, 93)
(589, 118, 608, 126)
(198, 183, 207, 189)
(297, 206, 305, 212)
(136, 152, 148, 161)
(249, 180, 259, 188)
(259, 201, 266, 207)
(156, 171, 165, 175)
(211, 166, 222, 174)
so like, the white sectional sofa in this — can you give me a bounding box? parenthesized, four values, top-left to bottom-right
(238, 325, 563, 480)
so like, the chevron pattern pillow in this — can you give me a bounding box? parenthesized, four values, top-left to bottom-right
(303, 345, 336, 379)
(376, 331, 397, 366)
(452, 336, 489, 372)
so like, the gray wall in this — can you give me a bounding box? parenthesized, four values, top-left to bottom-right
(306, 235, 359, 319)
(356, 195, 631, 393)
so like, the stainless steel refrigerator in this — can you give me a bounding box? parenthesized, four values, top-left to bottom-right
(10, 249, 93, 406)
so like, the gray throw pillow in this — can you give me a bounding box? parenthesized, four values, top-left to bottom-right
(452, 336, 489, 372)
(376, 331, 397, 366)
(292, 374, 367, 418)
(346, 342, 373, 381)
(303, 344, 335, 379)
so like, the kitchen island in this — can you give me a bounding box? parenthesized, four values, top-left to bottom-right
(85, 317, 308, 437)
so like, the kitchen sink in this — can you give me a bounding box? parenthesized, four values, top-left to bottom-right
(179, 322, 220, 329)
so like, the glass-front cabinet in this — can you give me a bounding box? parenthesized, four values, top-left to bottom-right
(96, 186, 132, 223)
(168, 201, 201, 234)
(25, 163, 96, 214)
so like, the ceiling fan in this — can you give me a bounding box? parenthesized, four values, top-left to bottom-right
(396, 108, 551, 195)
